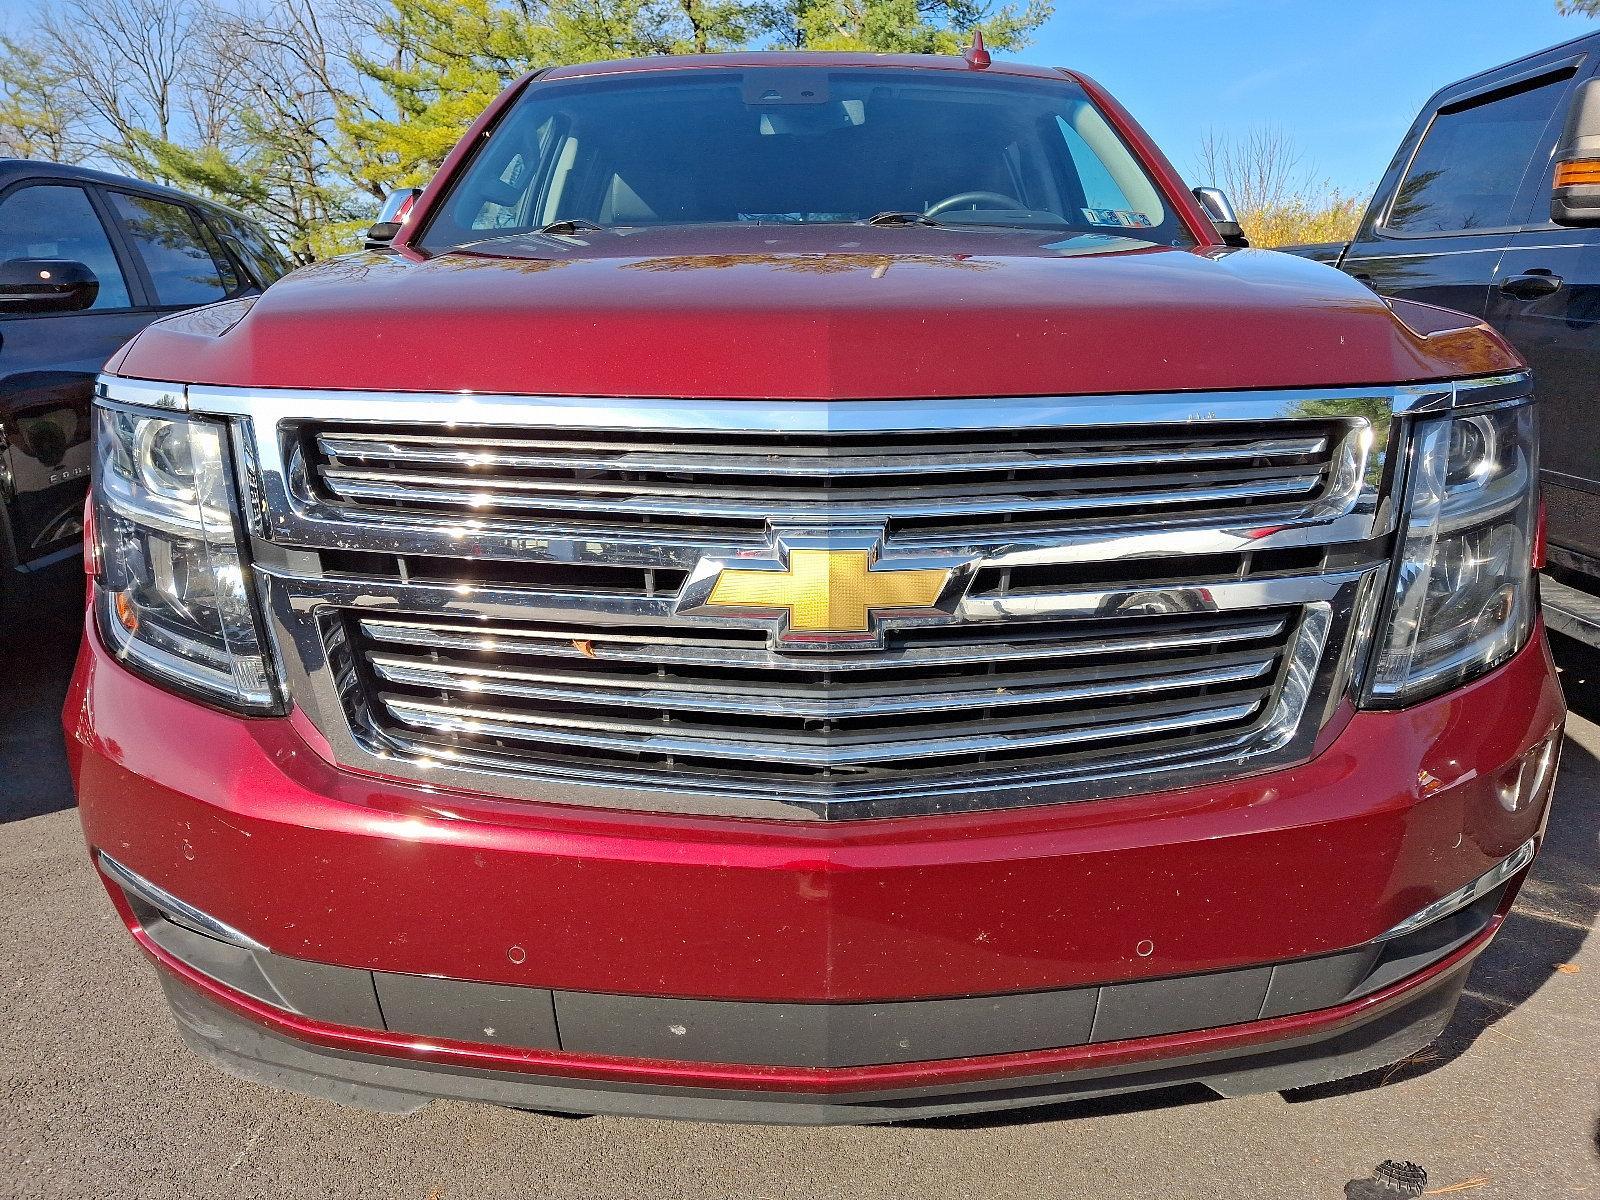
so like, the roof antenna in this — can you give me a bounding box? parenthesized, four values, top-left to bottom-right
(964, 29, 991, 70)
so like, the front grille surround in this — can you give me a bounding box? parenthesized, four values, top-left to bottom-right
(176, 375, 1532, 820)
(266, 561, 1359, 818)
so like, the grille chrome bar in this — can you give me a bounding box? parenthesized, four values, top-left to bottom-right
(316, 464, 1327, 523)
(365, 647, 1278, 720)
(356, 612, 1292, 672)
(314, 430, 1331, 478)
(379, 692, 1271, 768)
(264, 564, 1363, 639)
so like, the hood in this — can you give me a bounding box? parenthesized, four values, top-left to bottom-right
(111, 225, 1520, 397)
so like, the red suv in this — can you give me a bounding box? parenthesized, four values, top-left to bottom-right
(67, 51, 1566, 1124)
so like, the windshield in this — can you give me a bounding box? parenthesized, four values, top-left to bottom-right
(417, 68, 1191, 252)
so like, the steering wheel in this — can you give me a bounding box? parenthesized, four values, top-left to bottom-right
(924, 190, 1026, 218)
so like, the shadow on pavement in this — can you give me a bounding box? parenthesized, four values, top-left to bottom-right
(0, 564, 86, 823)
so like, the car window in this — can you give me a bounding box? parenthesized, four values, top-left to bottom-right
(0, 183, 132, 311)
(1056, 116, 1135, 214)
(108, 191, 231, 305)
(420, 69, 1188, 251)
(193, 216, 243, 294)
(1385, 73, 1571, 235)
(214, 212, 291, 285)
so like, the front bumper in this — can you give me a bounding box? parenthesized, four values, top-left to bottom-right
(67, 618, 1566, 1121)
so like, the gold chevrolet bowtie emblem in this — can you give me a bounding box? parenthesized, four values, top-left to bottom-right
(676, 536, 974, 650)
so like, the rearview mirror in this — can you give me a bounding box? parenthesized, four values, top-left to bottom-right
(1193, 187, 1250, 248)
(1552, 78, 1600, 225)
(365, 188, 423, 249)
(0, 259, 99, 313)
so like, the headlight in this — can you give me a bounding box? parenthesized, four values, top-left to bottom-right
(91, 384, 280, 712)
(1366, 400, 1537, 705)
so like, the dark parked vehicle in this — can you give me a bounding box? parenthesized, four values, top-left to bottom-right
(0, 161, 288, 609)
(1281, 33, 1600, 646)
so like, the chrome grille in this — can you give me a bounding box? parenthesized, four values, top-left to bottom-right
(174, 378, 1541, 819)
(303, 422, 1356, 539)
(336, 606, 1301, 792)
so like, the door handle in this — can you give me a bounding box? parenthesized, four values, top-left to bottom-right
(1499, 271, 1563, 300)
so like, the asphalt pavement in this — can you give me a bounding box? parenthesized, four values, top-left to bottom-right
(2, 570, 1596, 1199)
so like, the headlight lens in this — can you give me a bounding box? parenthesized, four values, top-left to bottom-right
(91, 392, 279, 711)
(1366, 401, 1537, 704)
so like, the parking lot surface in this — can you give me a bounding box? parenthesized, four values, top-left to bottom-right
(2, 575, 1596, 1199)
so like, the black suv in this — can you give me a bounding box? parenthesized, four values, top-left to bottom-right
(1283, 33, 1600, 647)
(0, 161, 288, 609)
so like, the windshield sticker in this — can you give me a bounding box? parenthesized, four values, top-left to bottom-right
(737, 213, 856, 224)
(1043, 233, 1153, 256)
(1081, 208, 1154, 229)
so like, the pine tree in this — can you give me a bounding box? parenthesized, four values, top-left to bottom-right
(789, 0, 1050, 54)
(340, 0, 1052, 196)
(0, 37, 87, 160)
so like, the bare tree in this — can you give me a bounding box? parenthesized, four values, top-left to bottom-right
(34, 0, 210, 176)
(1195, 126, 1308, 219)
(1194, 126, 1365, 248)
(4, 0, 379, 259)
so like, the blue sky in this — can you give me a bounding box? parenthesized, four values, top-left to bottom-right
(2, 0, 1593, 200)
(1030, 0, 1596, 197)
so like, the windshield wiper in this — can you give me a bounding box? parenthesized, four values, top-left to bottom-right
(864, 211, 944, 227)
(537, 218, 603, 235)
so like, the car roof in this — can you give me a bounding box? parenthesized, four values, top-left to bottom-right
(1437, 28, 1600, 93)
(0, 158, 266, 230)
(541, 50, 1068, 83)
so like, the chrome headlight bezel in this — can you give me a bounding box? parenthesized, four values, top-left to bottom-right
(90, 377, 284, 715)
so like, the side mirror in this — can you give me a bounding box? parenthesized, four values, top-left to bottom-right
(1193, 187, 1250, 248)
(0, 259, 99, 313)
(365, 188, 423, 249)
(1552, 78, 1600, 225)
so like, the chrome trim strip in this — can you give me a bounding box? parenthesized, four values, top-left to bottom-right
(959, 570, 1365, 622)
(96, 376, 187, 412)
(182, 375, 1526, 426)
(98, 851, 267, 951)
(356, 612, 1293, 672)
(1377, 839, 1536, 941)
(263, 565, 680, 624)
(1393, 373, 1532, 414)
(263, 562, 1360, 627)
(188, 384, 1397, 427)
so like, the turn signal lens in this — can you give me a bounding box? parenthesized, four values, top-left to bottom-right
(1554, 158, 1600, 187)
(113, 588, 140, 633)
